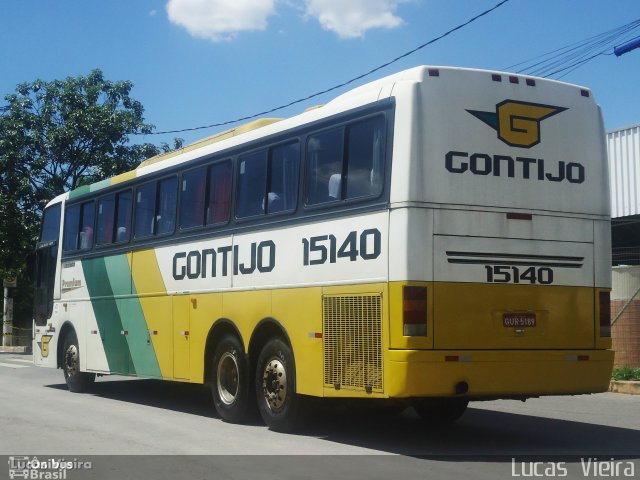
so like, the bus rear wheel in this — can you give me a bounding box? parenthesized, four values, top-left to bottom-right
(255, 338, 306, 432)
(414, 398, 468, 424)
(62, 331, 95, 393)
(211, 334, 252, 423)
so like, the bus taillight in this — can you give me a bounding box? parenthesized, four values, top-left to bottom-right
(599, 291, 611, 338)
(403, 286, 427, 336)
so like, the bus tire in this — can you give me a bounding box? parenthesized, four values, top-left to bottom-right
(255, 338, 306, 432)
(211, 334, 252, 423)
(62, 331, 95, 393)
(414, 398, 468, 424)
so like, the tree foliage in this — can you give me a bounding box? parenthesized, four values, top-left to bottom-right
(0, 69, 181, 328)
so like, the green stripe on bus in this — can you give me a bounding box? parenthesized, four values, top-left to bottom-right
(68, 185, 91, 200)
(104, 255, 162, 378)
(89, 178, 112, 193)
(82, 256, 133, 375)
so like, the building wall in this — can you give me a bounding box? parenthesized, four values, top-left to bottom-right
(611, 266, 640, 367)
(608, 125, 640, 219)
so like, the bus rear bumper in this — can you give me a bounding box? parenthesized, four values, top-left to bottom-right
(386, 349, 614, 398)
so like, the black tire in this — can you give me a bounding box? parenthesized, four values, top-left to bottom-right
(62, 331, 95, 393)
(211, 334, 253, 423)
(414, 398, 468, 424)
(255, 338, 306, 432)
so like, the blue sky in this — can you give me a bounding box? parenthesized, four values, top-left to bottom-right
(1, 0, 638, 148)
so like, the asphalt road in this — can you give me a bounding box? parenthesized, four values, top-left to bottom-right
(1, 352, 638, 480)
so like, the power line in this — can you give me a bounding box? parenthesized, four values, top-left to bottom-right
(504, 20, 639, 72)
(143, 0, 511, 136)
(503, 18, 640, 80)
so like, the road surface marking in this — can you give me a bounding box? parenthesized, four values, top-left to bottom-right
(0, 362, 29, 369)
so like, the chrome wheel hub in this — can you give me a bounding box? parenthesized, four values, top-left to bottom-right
(65, 345, 79, 377)
(262, 357, 287, 412)
(217, 352, 239, 405)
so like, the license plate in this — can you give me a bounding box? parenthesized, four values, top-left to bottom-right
(503, 312, 536, 328)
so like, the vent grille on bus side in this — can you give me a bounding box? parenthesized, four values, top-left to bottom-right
(323, 294, 383, 393)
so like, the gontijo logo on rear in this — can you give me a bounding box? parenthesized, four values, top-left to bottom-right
(467, 100, 567, 148)
(445, 99, 583, 184)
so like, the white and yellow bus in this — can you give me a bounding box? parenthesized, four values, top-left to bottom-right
(33, 66, 613, 431)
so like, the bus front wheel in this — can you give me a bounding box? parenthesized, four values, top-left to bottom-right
(414, 398, 469, 424)
(62, 331, 95, 393)
(255, 338, 306, 432)
(211, 334, 253, 423)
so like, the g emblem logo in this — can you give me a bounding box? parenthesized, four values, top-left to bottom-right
(467, 100, 567, 148)
(38, 335, 52, 357)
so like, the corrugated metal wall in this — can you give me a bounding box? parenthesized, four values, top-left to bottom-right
(608, 125, 640, 218)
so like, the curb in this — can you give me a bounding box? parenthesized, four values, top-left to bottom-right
(609, 380, 640, 395)
(0, 346, 30, 353)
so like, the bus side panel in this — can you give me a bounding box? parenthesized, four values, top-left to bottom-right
(189, 291, 223, 385)
(272, 287, 324, 397)
(130, 249, 175, 379)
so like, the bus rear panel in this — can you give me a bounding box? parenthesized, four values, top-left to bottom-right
(385, 66, 612, 399)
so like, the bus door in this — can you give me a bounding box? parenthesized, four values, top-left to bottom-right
(172, 295, 191, 379)
(34, 203, 61, 365)
(80, 255, 132, 375)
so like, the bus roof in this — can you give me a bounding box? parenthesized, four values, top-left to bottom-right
(138, 118, 283, 169)
(60, 65, 593, 204)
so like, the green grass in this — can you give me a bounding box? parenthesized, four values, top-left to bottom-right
(612, 366, 640, 381)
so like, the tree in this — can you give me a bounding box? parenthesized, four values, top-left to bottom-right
(0, 69, 181, 335)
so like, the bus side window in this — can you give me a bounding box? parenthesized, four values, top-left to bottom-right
(78, 202, 95, 250)
(237, 150, 268, 218)
(63, 204, 81, 252)
(345, 115, 385, 200)
(156, 177, 177, 235)
(305, 128, 343, 205)
(135, 182, 156, 239)
(268, 142, 299, 214)
(62, 201, 94, 252)
(97, 195, 116, 245)
(304, 116, 385, 206)
(180, 167, 207, 229)
(114, 190, 132, 243)
(207, 161, 232, 225)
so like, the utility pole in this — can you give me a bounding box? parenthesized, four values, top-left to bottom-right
(2, 277, 16, 347)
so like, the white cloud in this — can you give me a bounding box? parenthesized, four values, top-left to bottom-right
(166, 0, 276, 42)
(166, 0, 407, 42)
(304, 0, 405, 38)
